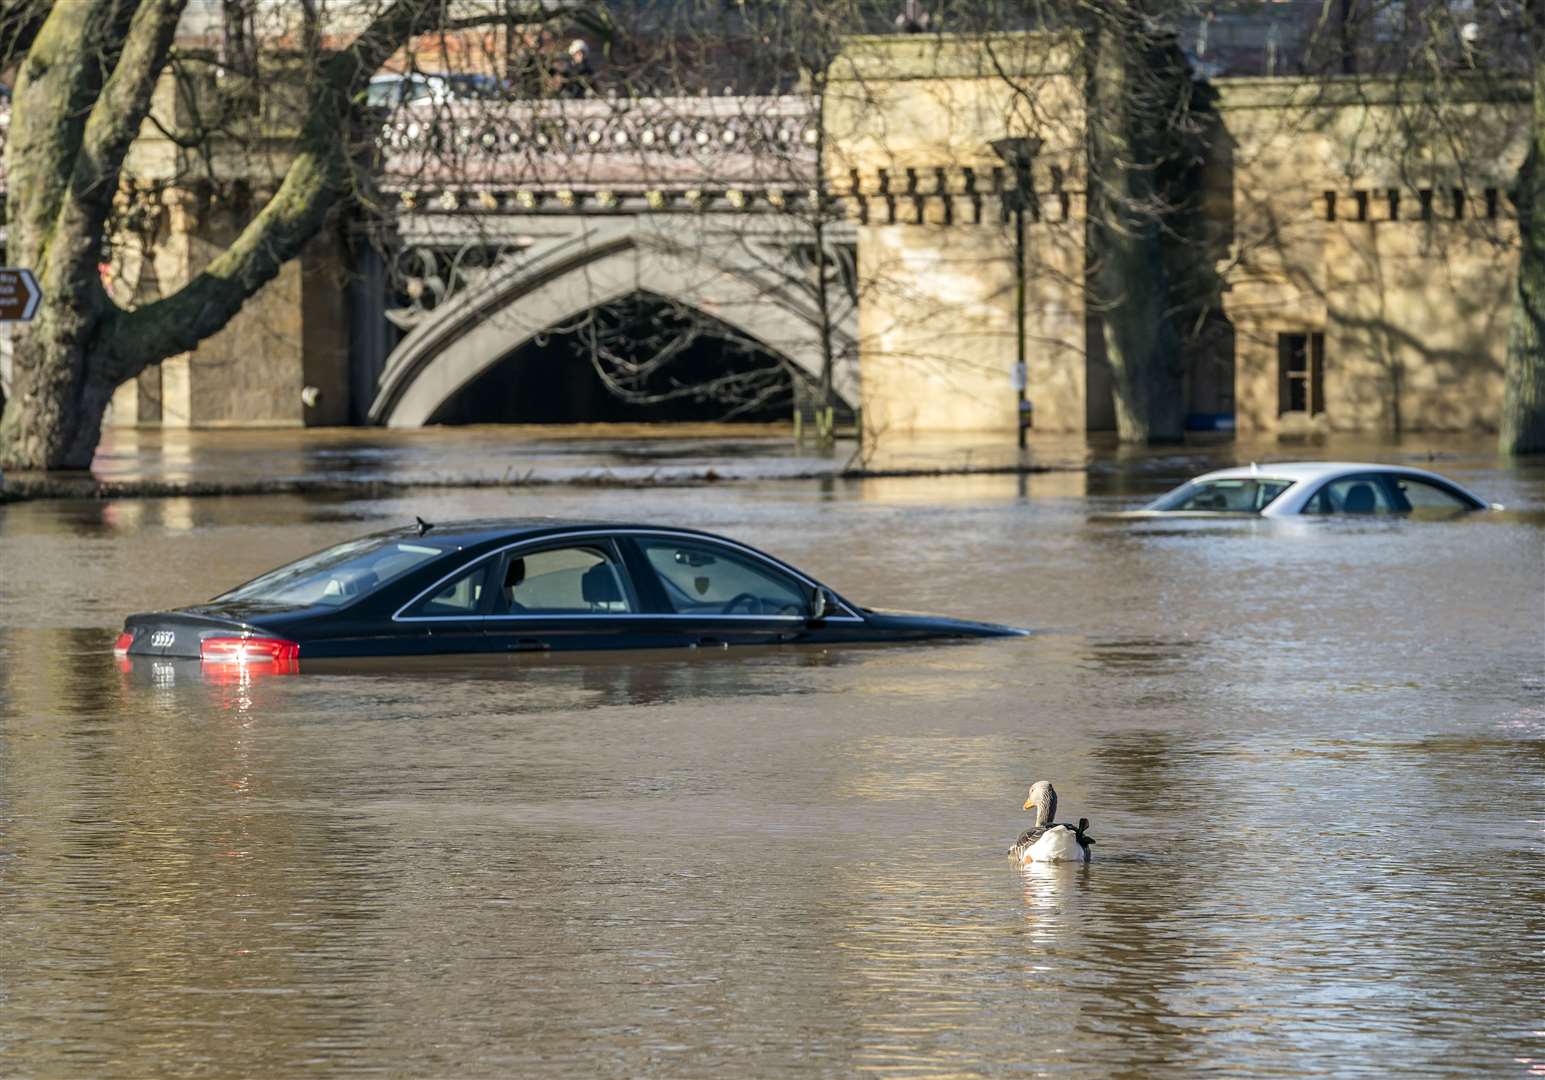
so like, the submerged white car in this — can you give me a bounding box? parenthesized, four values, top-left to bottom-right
(1137, 462, 1495, 517)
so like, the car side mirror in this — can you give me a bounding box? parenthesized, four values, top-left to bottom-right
(808, 588, 830, 623)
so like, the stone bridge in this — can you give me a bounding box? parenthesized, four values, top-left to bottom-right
(364, 94, 858, 425)
(0, 95, 860, 425)
(5, 34, 1525, 441)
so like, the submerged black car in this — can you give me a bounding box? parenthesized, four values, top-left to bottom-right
(115, 520, 1022, 667)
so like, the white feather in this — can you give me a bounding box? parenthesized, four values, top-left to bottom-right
(1021, 826, 1086, 864)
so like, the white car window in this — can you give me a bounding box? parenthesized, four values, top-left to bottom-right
(1304, 476, 1397, 514)
(1152, 478, 1291, 513)
(1390, 476, 1476, 511)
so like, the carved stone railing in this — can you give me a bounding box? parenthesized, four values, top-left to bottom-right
(0, 95, 819, 208)
(377, 94, 818, 200)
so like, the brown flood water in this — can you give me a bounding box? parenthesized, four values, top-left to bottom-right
(1, 436, 1543, 1077)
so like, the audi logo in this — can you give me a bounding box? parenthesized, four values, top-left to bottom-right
(150, 630, 176, 649)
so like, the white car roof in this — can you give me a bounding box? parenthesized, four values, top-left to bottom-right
(1185, 461, 1455, 485)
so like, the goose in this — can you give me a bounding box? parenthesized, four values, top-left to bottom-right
(1008, 780, 1093, 863)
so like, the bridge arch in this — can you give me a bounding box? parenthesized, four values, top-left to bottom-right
(368, 218, 857, 427)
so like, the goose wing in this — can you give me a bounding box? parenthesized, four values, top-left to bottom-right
(1008, 825, 1050, 860)
(1010, 821, 1094, 861)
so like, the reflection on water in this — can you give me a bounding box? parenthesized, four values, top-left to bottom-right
(1, 450, 1542, 1078)
(76, 426, 1545, 507)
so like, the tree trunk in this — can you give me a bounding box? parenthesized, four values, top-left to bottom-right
(0, 0, 479, 472)
(805, 75, 838, 445)
(1501, 54, 1545, 455)
(1095, 232, 1187, 444)
(0, 0, 182, 471)
(1086, 19, 1187, 445)
(0, 326, 122, 470)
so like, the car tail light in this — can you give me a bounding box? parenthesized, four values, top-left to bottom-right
(202, 658, 297, 681)
(113, 632, 134, 657)
(200, 636, 300, 664)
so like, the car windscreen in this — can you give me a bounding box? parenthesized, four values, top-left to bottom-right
(215, 537, 446, 608)
(1149, 477, 1294, 513)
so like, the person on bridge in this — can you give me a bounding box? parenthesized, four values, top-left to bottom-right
(559, 39, 594, 98)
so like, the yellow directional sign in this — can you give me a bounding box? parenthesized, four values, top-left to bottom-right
(0, 268, 42, 322)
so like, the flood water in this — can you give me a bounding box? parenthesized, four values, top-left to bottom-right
(2, 436, 1543, 1078)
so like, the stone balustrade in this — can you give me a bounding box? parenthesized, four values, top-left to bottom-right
(0, 96, 822, 214)
(379, 94, 818, 189)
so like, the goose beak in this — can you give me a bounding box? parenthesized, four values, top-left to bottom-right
(1022, 797, 1034, 811)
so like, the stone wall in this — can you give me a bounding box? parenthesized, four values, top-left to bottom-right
(826, 36, 1527, 438)
(824, 34, 1092, 436)
(1216, 76, 1524, 436)
(97, 45, 1529, 438)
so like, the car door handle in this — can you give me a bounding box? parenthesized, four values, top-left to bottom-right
(509, 638, 549, 652)
(694, 636, 729, 649)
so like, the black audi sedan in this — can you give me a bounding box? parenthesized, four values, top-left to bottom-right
(115, 520, 1022, 667)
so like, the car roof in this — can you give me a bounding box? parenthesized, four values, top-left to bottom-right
(1184, 461, 1460, 485)
(363, 518, 723, 548)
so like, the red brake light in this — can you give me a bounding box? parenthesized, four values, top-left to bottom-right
(113, 632, 134, 657)
(200, 636, 300, 664)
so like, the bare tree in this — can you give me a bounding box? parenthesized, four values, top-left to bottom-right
(2, 0, 1215, 462)
(816, 1, 1224, 445)
(356, 1, 874, 438)
(936, 0, 1545, 449)
(1082, 1, 1216, 443)
(1500, 1, 1545, 452)
(0, 0, 572, 471)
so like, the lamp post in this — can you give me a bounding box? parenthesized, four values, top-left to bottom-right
(990, 135, 1041, 449)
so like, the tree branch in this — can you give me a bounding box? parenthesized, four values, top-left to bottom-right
(67, 0, 188, 236)
(103, 0, 533, 375)
(5, 0, 134, 274)
(0, 0, 50, 71)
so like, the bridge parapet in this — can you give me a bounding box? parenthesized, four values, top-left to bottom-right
(0, 94, 1070, 227)
(379, 94, 818, 206)
(0, 95, 817, 198)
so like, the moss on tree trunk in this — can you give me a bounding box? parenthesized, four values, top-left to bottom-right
(0, 322, 121, 471)
(1502, 54, 1545, 456)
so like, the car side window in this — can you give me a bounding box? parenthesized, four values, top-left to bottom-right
(406, 559, 491, 617)
(637, 538, 808, 616)
(495, 545, 631, 615)
(1163, 479, 1290, 512)
(1304, 475, 1396, 514)
(1390, 476, 1475, 511)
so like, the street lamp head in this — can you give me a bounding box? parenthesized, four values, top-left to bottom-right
(989, 136, 1042, 217)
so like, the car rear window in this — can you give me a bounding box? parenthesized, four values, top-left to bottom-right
(216, 537, 445, 608)
(1150, 478, 1293, 513)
